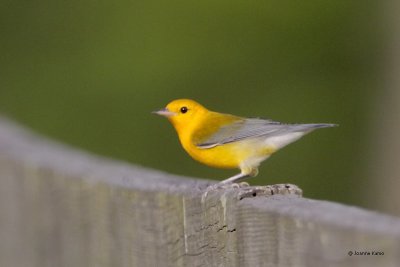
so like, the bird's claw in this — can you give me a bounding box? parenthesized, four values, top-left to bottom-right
(201, 181, 250, 202)
(206, 181, 250, 191)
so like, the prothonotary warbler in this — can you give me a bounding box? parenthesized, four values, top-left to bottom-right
(153, 99, 336, 186)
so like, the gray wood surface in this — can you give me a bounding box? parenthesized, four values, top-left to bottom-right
(0, 117, 399, 267)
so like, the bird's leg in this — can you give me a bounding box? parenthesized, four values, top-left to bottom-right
(207, 168, 258, 190)
(203, 173, 248, 194)
(218, 173, 249, 185)
(223, 167, 258, 184)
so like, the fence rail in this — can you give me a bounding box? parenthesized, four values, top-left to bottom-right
(0, 117, 399, 267)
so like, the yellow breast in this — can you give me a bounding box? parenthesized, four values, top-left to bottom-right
(181, 136, 276, 169)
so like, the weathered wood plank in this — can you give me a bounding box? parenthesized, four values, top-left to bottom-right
(0, 117, 399, 267)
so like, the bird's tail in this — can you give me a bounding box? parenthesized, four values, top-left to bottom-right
(296, 123, 338, 133)
(262, 123, 337, 149)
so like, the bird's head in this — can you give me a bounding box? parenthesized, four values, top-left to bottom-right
(153, 99, 208, 131)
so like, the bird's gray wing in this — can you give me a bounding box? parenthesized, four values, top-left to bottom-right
(197, 118, 334, 149)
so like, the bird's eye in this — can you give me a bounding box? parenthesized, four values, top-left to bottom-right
(180, 106, 188, 114)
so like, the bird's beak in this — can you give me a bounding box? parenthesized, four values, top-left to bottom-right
(152, 108, 176, 117)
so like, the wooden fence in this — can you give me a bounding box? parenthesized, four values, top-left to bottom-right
(0, 117, 399, 267)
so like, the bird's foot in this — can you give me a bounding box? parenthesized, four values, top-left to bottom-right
(206, 181, 250, 191)
(201, 181, 250, 202)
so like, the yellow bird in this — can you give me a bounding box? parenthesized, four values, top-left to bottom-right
(153, 99, 336, 186)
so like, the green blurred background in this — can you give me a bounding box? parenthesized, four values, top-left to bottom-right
(2, 1, 397, 214)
